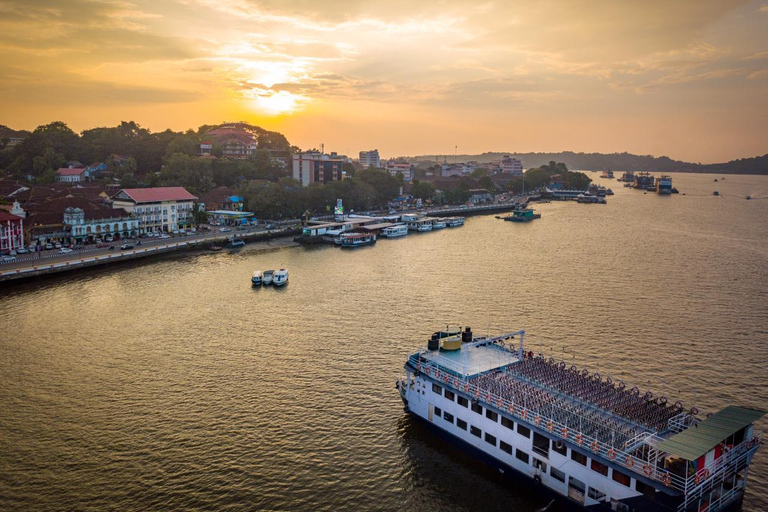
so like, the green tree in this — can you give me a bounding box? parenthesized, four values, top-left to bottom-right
(478, 175, 495, 191)
(410, 180, 435, 200)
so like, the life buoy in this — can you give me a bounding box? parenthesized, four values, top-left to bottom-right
(694, 469, 710, 485)
(643, 464, 653, 477)
(547, 421, 554, 433)
(497, 399, 503, 408)
(534, 474, 542, 485)
(561, 428, 570, 440)
(534, 415, 541, 426)
(662, 473, 672, 486)
(607, 448, 617, 461)
(521, 409, 528, 420)
(753, 436, 760, 447)
(625, 455, 634, 468)
(590, 440, 600, 453)
(575, 434, 584, 446)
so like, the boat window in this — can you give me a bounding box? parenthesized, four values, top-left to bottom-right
(571, 451, 587, 466)
(516, 424, 531, 438)
(443, 412, 454, 423)
(471, 402, 483, 414)
(635, 480, 655, 497)
(470, 425, 482, 438)
(435, 407, 442, 418)
(532, 432, 550, 457)
(568, 476, 586, 493)
(444, 389, 455, 401)
(550, 467, 566, 483)
(485, 409, 498, 422)
(432, 383, 442, 394)
(501, 416, 514, 430)
(590, 459, 608, 476)
(515, 449, 530, 464)
(500, 441, 513, 455)
(533, 458, 547, 472)
(612, 469, 631, 487)
(552, 440, 567, 456)
(457, 396, 469, 408)
(484, 433, 497, 446)
(456, 418, 467, 431)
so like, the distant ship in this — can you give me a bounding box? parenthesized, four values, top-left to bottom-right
(397, 327, 764, 512)
(656, 175, 673, 195)
(634, 172, 655, 191)
(618, 171, 635, 182)
(600, 170, 614, 179)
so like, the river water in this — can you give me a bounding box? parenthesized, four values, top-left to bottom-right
(1, 172, 767, 512)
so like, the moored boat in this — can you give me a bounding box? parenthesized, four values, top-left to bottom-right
(504, 209, 541, 222)
(272, 268, 288, 286)
(396, 326, 765, 512)
(431, 219, 447, 229)
(446, 216, 465, 227)
(381, 225, 408, 238)
(340, 233, 376, 248)
(656, 175, 673, 194)
(251, 271, 262, 286)
(262, 269, 275, 285)
(227, 235, 245, 249)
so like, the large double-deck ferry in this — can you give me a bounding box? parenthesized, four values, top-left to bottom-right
(397, 328, 764, 511)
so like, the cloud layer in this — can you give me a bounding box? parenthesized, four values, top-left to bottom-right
(0, 0, 766, 161)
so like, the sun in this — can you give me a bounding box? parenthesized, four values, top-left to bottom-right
(253, 90, 304, 115)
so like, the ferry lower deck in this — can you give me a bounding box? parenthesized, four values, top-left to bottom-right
(399, 328, 764, 512)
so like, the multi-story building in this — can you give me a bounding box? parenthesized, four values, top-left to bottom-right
(63, 206, 140, 242)
(359, 150, 381, 168)
(0, 211, 24, 254)
(385, 162, 414, 181)
(111, 187, 197, 233)
(500, 156, 523, 176)
(200, 125, 258, 159)
(292, 153, 344, 187)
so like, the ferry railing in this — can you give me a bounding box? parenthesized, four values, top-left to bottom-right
(410, 354, 762, 498)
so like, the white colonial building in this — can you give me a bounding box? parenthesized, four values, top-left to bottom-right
(359, 149, 381, 168)
(111, 187, 197, 233)
(63, 207, 140, 241)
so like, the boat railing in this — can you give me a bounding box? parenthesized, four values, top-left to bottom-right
(412, 357, 688, 492)
(667, 411, 697, 433)
(410, 355, 762, 497)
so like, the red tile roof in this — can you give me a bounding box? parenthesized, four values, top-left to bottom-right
(116, 187, 197, 203)
(56, 167, 87, 176)
(0, 211, 23, 222)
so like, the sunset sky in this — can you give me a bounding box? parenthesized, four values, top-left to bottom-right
(1, 0, 767, 162)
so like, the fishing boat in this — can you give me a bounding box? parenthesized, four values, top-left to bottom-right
(504, 209, 541, 222)
(656, 175, 673, 195)
(381, 225, 409, 238)
(340, 233, 376, 248)
(262, 269, 275, 285)
(272, 268, 288, 286)
(396, 326, 765, 512)
(251, 271, 262, 286)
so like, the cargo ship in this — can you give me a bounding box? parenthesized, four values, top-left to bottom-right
(618, 171, 635, 182)
(397, 327, 764, 511)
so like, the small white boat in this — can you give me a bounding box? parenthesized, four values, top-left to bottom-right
(273, 268, 288, 286)
(381, 225, 408, 238)
(446, 217, 465, 227)
(263, 269, 275, 285)
(431, 219, 447, 229)
(251, 271, 263, 286)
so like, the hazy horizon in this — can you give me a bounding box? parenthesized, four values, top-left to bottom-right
(2, 0, 767, 164)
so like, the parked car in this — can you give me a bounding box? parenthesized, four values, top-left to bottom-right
(160, 234, 170, 239)
(120, 243, 134, 250)
(44, 243, 53, 250)
(16, 247, 28, 254)
(1, 255, 16, 263)
(105, 236, 114, 242)
(220, 227, 232, 232)
(54, 242, 62, 249)
(58, 247, 73, 254)
(28, 245, 37, 252)
(265, 223, 276, 229)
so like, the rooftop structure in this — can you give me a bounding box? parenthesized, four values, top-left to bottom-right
(359, 149, 381, 168)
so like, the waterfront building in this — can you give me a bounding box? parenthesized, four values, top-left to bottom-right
(292, 152, 344, 187)
(111, 187, 197, 233)
(56, 167, 88, 183)
(468, 189, 492, 203)
(0, 211, 24, 254)
(63, 206, 139, 242)
(359, 150, 381, 168)
(200, 125, 258, 159)
(500, 156, 523, 176)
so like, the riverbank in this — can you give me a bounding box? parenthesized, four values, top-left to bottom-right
(0, 227, 301, 283)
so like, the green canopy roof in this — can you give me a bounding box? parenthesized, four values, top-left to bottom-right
(658, 406, 765, 461)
